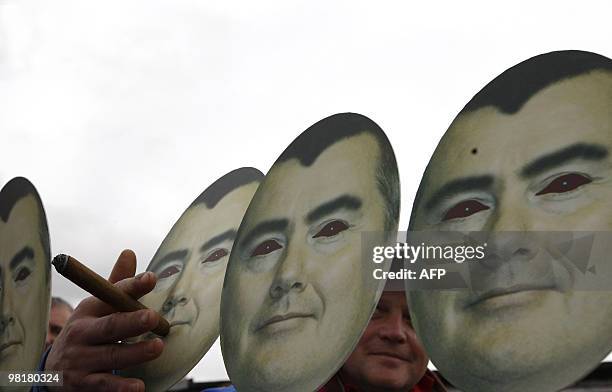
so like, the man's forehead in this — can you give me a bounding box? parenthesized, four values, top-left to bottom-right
(246, 133, 380, 222)
(424, 71, 612, 189)
(158, 211, 236, 259)
(1, 194, 41, 224)
(0, 195, 42, 257)
(50, 305, 72, 317)
(166, 183, 257, 240)
(379, 291, 408, 309)
(212, 181, 259, 211)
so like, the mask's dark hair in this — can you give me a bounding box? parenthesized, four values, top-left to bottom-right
(462, 50, 612, 115)
(149, 167, 264, 269)
(0, 177, 51, 283)
(277, 112, 400, 233)
(190, 167, 264, 209)
(409, 50, 612, 230)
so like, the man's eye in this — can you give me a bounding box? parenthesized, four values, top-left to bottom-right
(158, 265, 181, 279)
(313, 220, 349, 238)
(14, 267, 31, 282)
(250, 239, 283, 257)
(442, 200, 490, 221)
(403, 311, 412, 323)
(536, 173, 592, 196)
(372, 306, 383, 319)
(203, 249, 228, 263)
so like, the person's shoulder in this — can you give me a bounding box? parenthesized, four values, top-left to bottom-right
(411, 369, 448, 392)
(202, 386, 237, 392)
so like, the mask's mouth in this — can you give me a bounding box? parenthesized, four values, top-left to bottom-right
(255, 312, 315, 332)
(0, 340, 21, 353)
(466, 283, 558, 309)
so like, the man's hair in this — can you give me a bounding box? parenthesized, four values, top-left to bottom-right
(277, 113, 400, 232)
(51, 297, 74, 312)
(148, 168, 264, 269)
(409, 50, 612, 230)
(0, 177, 51, 283)
(190, 167, 264, 209)
(461, 50, 612, 115)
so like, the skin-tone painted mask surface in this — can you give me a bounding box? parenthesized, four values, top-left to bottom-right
(0, 178, 51, 392)
(221, 114, 399, 392)
(409, 69, 612, 391)
(339, 291, 428, 392)
(121, 169, 262, 392)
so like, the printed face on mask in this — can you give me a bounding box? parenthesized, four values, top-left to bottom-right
(122, 169, 262, 392)
(221, 114, 399, 392)
(0, 178, 51, 391)
(409, 69, 612, 392)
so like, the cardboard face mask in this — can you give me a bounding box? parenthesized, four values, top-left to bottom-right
(120, 168, 263, 392)
(408, 50, 612, 392)
(220, 113, 400, 392)
(0, 177, 51, 389)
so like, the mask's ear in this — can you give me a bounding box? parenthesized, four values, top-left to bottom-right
(120, 167, 263, 392)
(0, 176, 51, 372)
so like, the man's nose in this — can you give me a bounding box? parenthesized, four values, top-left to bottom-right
(269, 244, 306, 300)
(161, 293, 189, 315)
(486, 196, 532, 232)
(378, 312, 408, 343)
(45, 331, 54, 347)
(480, 200, 538, 270)
(0, 315, 15, 335)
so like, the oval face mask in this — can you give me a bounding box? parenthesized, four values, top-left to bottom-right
(120, 168, 263, 392)
(407, 50, 612, 392)
(220, 113, 400, 392)
(0, 177, 51, 390)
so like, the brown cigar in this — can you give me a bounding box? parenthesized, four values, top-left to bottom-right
(52, 254, 170, 337)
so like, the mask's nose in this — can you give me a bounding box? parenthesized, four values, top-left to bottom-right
(269, 244, 307, 300)
(0, 315, 15, 335)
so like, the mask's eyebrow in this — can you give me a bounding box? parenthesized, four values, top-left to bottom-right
(10, 246, 34, 270)
(149, 249, 188, 272)
(200, 229, 237, 253)
(305, 195, 362, 225)
(240, 219, 289, 248)
(424, 175, 494, 211)
(521, 143, 609, 178)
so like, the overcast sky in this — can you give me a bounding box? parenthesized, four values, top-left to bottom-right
(1, 0, 611, 382)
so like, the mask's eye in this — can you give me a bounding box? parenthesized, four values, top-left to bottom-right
(442, 200, 490, 221)
(203, 248, 228, 263)
(536, 173, 592, 196)
(14, 267, 31, 282)
(158, 265, 181, 279)
(250, 239, 282, 257)
(313, 220, 349, 238)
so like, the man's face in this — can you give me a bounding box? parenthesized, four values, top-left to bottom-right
(45, 304, 72, 350)
(122, 182, 259, 391)
(410, 71, 612, 391)
(222, 133, 391, 392)
(0, 194, 50, 373)
(340, 292, 428, 392)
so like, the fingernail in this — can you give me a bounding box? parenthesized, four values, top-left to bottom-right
(135, 272, 146, 280)
(141, 310, 151, 325)
(131, 382, 142, 392)
(147, 338, 161, 356)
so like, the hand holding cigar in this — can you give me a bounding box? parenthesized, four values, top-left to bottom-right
(52, 254, 170, 336)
